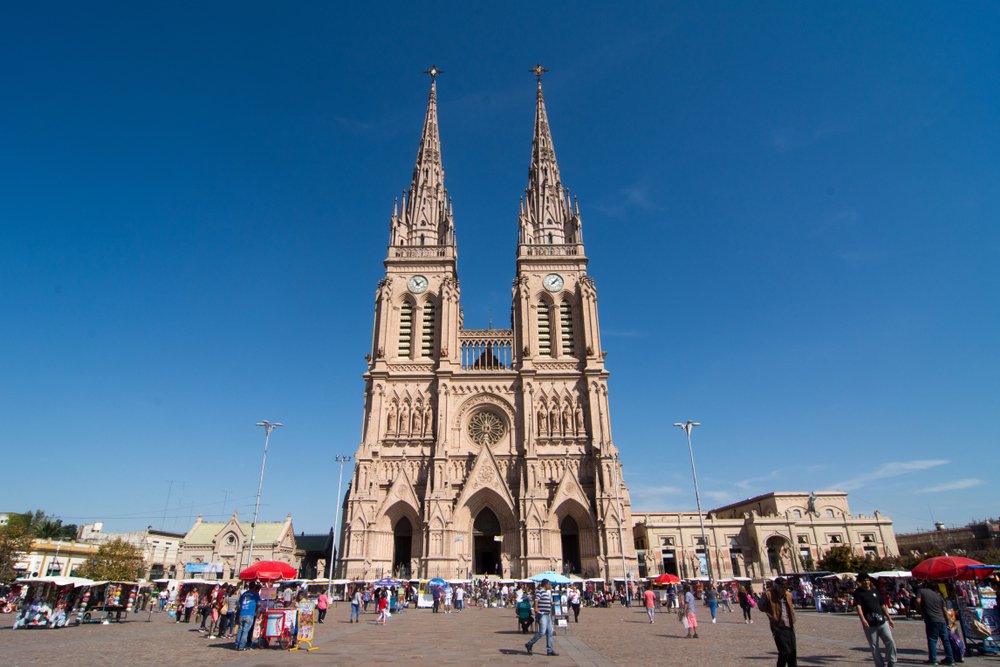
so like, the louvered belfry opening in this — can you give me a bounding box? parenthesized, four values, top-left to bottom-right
(421, 300, 436, 358)
(559, 302, 574, 356)
(537, 301, 552, 356)
(398, 300, 413, 357)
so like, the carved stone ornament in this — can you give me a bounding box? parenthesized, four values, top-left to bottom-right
(476, 467, 496, 485)
(467, 410, 506, 446)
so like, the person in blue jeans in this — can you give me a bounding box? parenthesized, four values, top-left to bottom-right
(525, 579, 558, 657)
(706, 583, 719, 623)
(917, 582, 955, 665)
(235, 583, 261, 651)
(348, 586, 362, 623)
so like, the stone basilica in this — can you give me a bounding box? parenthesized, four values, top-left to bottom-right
(337, 70, 639, 581)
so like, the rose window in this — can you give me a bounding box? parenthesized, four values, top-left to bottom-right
(468, 411, 506, 446)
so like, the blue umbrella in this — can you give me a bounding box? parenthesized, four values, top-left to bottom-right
(528, 570, 572, 584)
(428, 577, 447, 588)
(374, 577, 398, 586)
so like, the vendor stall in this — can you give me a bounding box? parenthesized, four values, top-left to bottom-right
(73, 580, 148, 624)
(12, 576, 92, 629)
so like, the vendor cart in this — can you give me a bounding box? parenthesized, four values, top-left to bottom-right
(73, 580, 145, 624)
(259, 608, 297, 649)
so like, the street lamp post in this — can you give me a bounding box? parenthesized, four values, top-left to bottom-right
(326, 455, 352, 601)
(673, 420, 713, 582)
(245, 420, 282, 572)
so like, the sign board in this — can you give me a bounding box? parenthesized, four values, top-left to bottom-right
(298, 602, 316, 642)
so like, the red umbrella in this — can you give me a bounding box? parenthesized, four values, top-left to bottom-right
(651, 573, 681, 585)
(239, 560, 297, 582)
(911, 556, 990, 581)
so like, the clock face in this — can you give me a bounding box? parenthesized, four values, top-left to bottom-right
(543, 273, 564, 292)
(408, 275, 429, 294)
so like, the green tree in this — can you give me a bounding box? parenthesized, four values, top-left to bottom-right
(0, 522, 35, 582)
(76, 539, 145, 582)
(816, 545, 858, 573)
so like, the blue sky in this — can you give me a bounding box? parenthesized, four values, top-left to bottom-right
(2, 2, 997, 536)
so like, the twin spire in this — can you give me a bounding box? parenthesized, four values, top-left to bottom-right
(389, 67, 582, 253)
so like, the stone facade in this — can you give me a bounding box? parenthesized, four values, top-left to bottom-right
(338, 73, 638, 581)
(633, 491, 898, 581)
(179, 512, 301, 580)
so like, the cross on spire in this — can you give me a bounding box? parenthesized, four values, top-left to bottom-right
(530, 63, 549, 80)
(425, 65, 442, 79)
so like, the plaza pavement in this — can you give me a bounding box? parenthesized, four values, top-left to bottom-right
(0, 603, 953, 666)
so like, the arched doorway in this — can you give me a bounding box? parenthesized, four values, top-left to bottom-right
(393, 517, 413, 578)
(560, 516, 582, 574)
(765, 535, 792, 575)
(473, 508, 502, 576)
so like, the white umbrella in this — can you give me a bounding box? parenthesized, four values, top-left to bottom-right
(869, 570, 911, 579)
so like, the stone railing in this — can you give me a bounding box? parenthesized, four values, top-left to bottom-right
(459, 329, 514, 371)
(388, 245, 452, 258)
(519, 243, 583, 257)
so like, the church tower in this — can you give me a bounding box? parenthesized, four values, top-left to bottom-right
(338, 69, 638, 582)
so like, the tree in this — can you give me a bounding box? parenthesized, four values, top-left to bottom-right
(76, 539, 145, 582)
(0, 522, 35, 583)
(816, 545, 857, 573)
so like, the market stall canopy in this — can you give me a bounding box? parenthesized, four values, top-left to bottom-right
(650, 573, 681, 585)
(869, 570, 912, 579)
(239, 560, 297, 582)
(373, 578, 399, 586)
(819, 573, 856, 581)
(912, 556, 991, 581)
(17, 575, 95, 587)
(529, 571, 572, 584)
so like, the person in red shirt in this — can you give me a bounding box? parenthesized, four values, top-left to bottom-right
(643, 587, 658, 623)
(375, 592, 389, 625)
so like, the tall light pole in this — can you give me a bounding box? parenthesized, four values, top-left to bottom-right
(673, 420, 713, 582)
(326, 455, 352, 600)
(245, 420, 282, 572)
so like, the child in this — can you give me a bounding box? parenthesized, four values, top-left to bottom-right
(375, 592, 389, 625)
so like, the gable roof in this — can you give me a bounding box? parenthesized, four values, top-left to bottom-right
(185, 520, 288, 546)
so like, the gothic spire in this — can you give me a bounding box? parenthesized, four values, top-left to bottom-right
(390, 67, 455, 248)
(520, 68, 581, 249)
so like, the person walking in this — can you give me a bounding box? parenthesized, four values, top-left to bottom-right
(223, 587, 238, 638)
(183, 589, 198, 623)
(763, 578, 797, 667)
(455, 584, 465, 612)
(738, 584, 754, 624)
(375, 591, 389, 625)
(916, 580, 955, 665)
(570, 586, 581, 623)
(349, 586, 362, 623)
(234, 584, 261, 652)
(643, 586, 657, 623)
(683, 584, 699, 638)
(706, 583, 719, 624)
(317, 591, 328, 623)
(853, 573, 897, 667)
(525, 579, 558, 656)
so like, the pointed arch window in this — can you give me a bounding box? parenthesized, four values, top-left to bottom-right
(537, 300, 552, 357)
(420, 299, 436, 358)
(398, 300, 414, 357)
(559, 302, 575, 356)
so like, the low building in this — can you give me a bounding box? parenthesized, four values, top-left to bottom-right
(295, 532, 334, 580)
(896, 520, 999, 555)
(178, 512, 302, 580)
(14, 539, 100, 579)
(632, 491, 897, 581)
(78, 522, 185, 580)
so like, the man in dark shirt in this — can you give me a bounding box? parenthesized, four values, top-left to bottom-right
(853, 573, 897, 667)
(916, 581, 955, 665)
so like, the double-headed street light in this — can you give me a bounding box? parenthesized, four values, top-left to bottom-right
(673, 420, 713, 582)
(326, 454, 352, 600)
(245, 420, 282, 572)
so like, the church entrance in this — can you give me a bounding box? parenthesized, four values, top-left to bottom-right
(473, 508, 502, 576)
(560, 516, 582, 575)
(393, 517, 412, 579)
